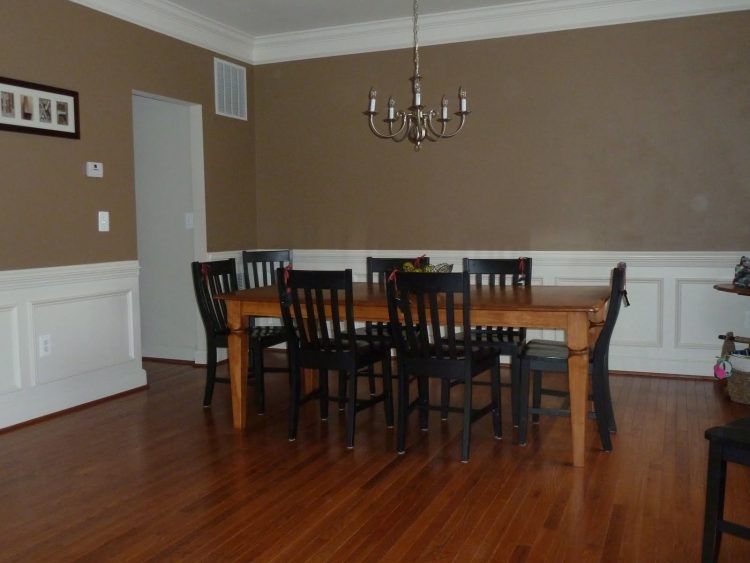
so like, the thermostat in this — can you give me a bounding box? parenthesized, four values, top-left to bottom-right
(86, 162, 104, 178)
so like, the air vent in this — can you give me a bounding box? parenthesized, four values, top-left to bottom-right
(214, 58, 247, 120)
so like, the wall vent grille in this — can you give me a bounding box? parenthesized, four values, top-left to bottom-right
(214, 58, 247, 120)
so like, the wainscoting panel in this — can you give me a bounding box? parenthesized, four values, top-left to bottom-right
(0, 262, 146, 429)
(0, 304, 21, 395)
(211, 249, 748, 377)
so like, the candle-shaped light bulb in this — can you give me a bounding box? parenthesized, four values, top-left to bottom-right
(368, 87, 377, 113)
(459, 86, 467, 113)
(441, 95, 449, 120)
(387, 97, 396, 120)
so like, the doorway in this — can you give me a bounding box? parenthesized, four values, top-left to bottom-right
(132, 92, 207, 361)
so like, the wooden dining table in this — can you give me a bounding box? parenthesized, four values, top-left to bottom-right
(217, 282, 611, 467)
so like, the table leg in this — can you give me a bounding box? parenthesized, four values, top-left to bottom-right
(226, 301, 249, 430)
(567, 312, 590, 467)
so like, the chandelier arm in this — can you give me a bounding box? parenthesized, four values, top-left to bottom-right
(367, 113, 407, 140)
(426, 112, 468, 139)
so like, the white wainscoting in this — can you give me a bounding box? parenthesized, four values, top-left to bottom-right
(0, 261, 146, 429)
(211, 249, 749, 377)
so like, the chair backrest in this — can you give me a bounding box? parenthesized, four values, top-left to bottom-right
(462, 257, 531, 288)
(242, 249, 291, 289)
(592, 262, 628, 365)
(191, 259, 238, 337)
(366, 256, 431, 285)
(387, 271, 471, 364)
(463, 257, 532, 337)
(278, 268, 356, 355)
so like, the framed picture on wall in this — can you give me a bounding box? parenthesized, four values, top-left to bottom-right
(0, 76, 79, 139)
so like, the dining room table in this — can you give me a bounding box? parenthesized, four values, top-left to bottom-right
(217, 281, 612, 468)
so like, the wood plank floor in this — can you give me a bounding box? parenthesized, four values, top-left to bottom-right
(1, 355, 749, 561)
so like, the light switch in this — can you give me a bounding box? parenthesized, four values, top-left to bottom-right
(185, 212, 194, 230)
(86, 162, 104, 178)
(98, 211, 110, 232)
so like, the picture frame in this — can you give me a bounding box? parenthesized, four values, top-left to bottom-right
(0, 76, 80, 139)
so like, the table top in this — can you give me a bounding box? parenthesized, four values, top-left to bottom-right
(714, 284, 750, 297)
(218, 283, 611, 313)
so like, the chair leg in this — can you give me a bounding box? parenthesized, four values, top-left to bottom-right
(702, 441, 726, 563)
(418, 375, 429, 431)
(367, 363, 377, 397)
(397, 364, 409, 454)
(461, 377, 473, 462)
(337, 370, 347, 411)
(202, 343, 217, 407)
(591, 366, 612, 451)
(602, 356, 617, 433)
(531, 370, 542, 423)
(319, 368, 329, 421)
(288, 361, 302, 441)
(518, 361, 531, 446)
(345, 370, 358, 449)
(440, 379, 451, 421)
(490, 362, 502, 440)
(251, 340, 265, 415)
(382, 359, 394, 428)
(510, 354, 520, 427)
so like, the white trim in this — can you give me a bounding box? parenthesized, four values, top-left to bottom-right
(0, 261, 146, 429)
(70, 0, 750, 64)
(0, 261, 140, 290)
(69, 0, 254, 63)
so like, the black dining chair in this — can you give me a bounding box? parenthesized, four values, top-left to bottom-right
(241, 250, 292, 413)
(516, 262, 628, 451)
(191, 258, 288, 412)
(702, 417, 750, 562)
(278, 268, 394, 449)
(444, 257, 531, 425)
(387, 271, 502, 462)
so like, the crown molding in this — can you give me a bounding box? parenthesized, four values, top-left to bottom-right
(70, 0, 750, 66)
(69, 0, 254, 64)
(253, 0, 750, 64)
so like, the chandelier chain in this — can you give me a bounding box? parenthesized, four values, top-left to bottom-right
(413, 0, 420, 77)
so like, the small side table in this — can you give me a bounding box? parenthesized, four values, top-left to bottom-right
(714, 283, 750, 297)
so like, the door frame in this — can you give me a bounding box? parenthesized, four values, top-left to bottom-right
(132, 90, 208, 362)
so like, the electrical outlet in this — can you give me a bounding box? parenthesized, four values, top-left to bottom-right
(39, 334, 51, 358)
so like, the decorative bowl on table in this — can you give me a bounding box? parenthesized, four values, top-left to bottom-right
(401, 256, 453, 273)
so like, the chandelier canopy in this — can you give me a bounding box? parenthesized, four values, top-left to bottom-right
(365, 0, 470, 151)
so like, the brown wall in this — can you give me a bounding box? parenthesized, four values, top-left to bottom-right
(0, 0, 256, 270)
(254, 11, 750, 251)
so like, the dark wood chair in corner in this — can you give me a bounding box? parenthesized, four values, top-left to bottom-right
(191, 258, 287, 413)
(443, 257, 531, 425)
(516, 262, 628, 451)
(387, 271, 502, 462)
(241, 250, 292, 413)
(278, 268, 394, 449)
(702, 417, 750, 562)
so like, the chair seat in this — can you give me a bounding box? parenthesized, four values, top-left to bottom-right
(705, 417, 750, 447)
(469, 328, 524, 345)
(522, 339, 598, 362)
(250, 324, 288, 345)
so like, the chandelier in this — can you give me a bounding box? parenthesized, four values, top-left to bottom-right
(365, 0, 470, 151)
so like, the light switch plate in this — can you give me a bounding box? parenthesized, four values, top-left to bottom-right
(98, 211, 110, 232)
(86, 162, 104, 178)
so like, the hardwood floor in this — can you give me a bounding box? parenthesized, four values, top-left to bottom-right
(1, 355, 749, 561)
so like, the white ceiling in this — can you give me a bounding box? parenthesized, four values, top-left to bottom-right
(164, 0, 519, 37)
(70, 0, 750, 64)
